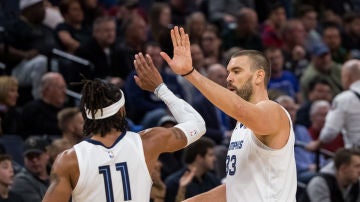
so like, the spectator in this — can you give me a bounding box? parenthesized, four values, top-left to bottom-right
(148, 2, 171, 44)
(281, 19, 308, 79)
(200, 24, 223, 67)
(300, 42, 342, 101)
(296, 77, 333, 127)
(150, 160, 166, 202)
(261, 3, 287, 48)
(307, 59, 360, 150)
(308, 100, 344, 153)
(297, 5, 322, 53)
(79, 0, 103, 31)
(56, 107, 84, 146)
(322, 22, 349, 64)
(222, 8, 263, 52)
(55, 0, 91, 53)
(186, 12, 207, 44)
(4, 0, 53, 99)
(0, 76, 22, 135)
(0, 154, 24, 201)
(264, 47, 300, 102)
(305, 148, 360, 202)
(11, 136, 50, 202)
(342, 12, 360, 52)
(74, 16, 129, 88)
(21, 72, 66, 138)
(165, 137, 220, 202)
(207, 0, 255, 28)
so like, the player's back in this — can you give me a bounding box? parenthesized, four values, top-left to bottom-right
(72, 131, 152, 202)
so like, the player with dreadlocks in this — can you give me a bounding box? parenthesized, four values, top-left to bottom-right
(42, 53, 206, 202)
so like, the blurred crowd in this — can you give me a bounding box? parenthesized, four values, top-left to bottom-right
(1, 0, 360, 201)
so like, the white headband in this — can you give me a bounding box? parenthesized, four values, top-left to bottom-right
(85, 90, 125, 120)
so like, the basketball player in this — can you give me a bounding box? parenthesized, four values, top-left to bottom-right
(42, 54, 206, 201)
(160, 26, 297, 202)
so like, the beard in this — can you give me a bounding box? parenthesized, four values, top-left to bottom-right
(232, 76, 253, 101)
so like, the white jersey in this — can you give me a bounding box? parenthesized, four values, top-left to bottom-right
(225, 109, 297, 202)
(72, 131, 152, 202)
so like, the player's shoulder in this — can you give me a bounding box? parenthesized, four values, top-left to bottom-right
(53, 148, 78, 171)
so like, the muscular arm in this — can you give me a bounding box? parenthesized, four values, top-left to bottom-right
(183, 184, 226, 202)
(42, 149, 78, 202)
(161, 27, 289, 141)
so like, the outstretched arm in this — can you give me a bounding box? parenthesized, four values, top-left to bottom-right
(134, 53, 206, 151)
(42, 149, 77, 202)
(160, 27, 287, 139)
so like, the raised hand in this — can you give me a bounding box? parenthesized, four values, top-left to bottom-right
(134, 53, 164, 92)
(160, 26, 193, 76)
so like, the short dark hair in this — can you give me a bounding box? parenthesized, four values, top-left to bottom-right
(80, 79, 127, 136)
(183, 137, 215, 164)
(231, 50, 271, 86)
(0, 154, 12, 163)
(308, 77, 331, 92)
(334, 148, 360, 170)
(59, 0, 80, 16)
(296, 4, 316, 18)
(57, 107, 81, 132)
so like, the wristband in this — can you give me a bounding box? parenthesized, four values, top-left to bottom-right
(181, 67, 195, 77)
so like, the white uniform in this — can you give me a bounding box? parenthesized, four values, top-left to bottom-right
(320, 80, 360, 148)
(225, 109, 297, 202)
(72, 131, 152, 202)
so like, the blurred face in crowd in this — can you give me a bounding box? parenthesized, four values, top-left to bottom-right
(270, 7, 286, 29)
(5, 86, 19, 107)
(23, 1, 46, 24)
(94, 20, 116, 47)
(190, 44, 205, 69)
(201, 30, 221, 56)
(66, 1, 84, 24)
(342, 155, 360, 185)
(188, 12, 206, 39)
(207, 64, 228, 88)
(24, 152, 49, 176)
(323, 27, 341, 51)
(200, 148, 216, 171)
(313, 52, 332, 72)
(145, 45, 163, 70)
(310, 103, 329, 129)
(308, 83, 332, 102)
(0, 159, 14, 186)
(350, 18, 360, 37)
(83, 0, 97, 9)
(227, 56, 255, 101)
(301, 11, 317, 31)
(291, 22, 306, 46)
(159, 6, 171, 27)
(278, 98, 298, 123)
(70, 112, 84, 138)
(265, 49, 284, 75)
(46, 76, 67, 108)
(126, 16, 148, 45)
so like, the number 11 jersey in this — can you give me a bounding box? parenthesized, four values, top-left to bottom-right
(72, 131, 152, 202)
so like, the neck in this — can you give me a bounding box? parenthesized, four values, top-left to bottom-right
(336, 172, 351, 188)
(91, 130, 123, 147)
(125, 38, 142, 52)
(250, 88, 269, 104)
(0, 184, 9, 199)
(42, 98, 61, 108)
(67, 21, 81, 29)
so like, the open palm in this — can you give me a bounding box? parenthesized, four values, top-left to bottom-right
(160, 26, 193, 75)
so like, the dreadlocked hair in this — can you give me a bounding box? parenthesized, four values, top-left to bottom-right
(79, 78, 127, 137)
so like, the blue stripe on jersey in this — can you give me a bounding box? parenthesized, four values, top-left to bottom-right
(85, 132, 126, 149)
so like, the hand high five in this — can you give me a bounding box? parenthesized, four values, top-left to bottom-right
(160, 26, 194, 76)
(134, 53, 164, 92)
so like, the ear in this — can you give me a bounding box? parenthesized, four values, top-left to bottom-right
(254, 69, 265, 85)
